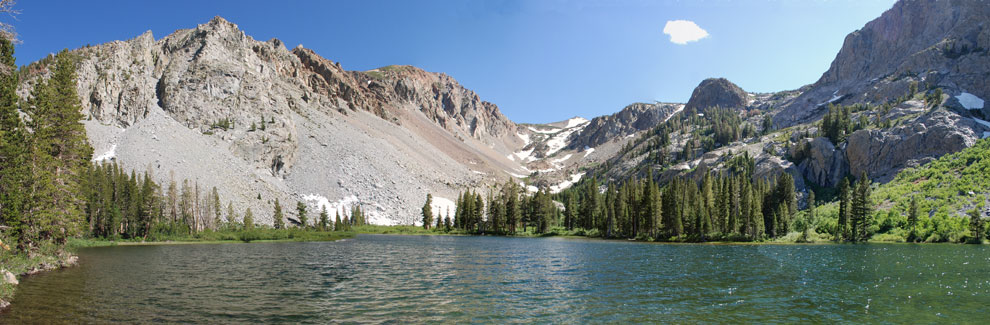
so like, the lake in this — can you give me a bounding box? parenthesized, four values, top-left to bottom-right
(3, 234, 990, 323)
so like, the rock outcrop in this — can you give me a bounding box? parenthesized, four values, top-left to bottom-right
(794, 137, 847, 188)
(684, 78, 749, 112)
(845, 110, 980, 183)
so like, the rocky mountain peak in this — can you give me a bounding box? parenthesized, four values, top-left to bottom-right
(684, 78, 748, 112)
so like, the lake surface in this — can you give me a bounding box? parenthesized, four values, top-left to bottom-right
(4, 235, 990, 323)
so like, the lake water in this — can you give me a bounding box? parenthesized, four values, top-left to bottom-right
(4, 234, 990, 323)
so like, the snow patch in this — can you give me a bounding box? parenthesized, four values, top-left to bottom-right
(507, 172, 529, 179)
(551, 154, 573, 165)
(426, 196, 457, 226)
(974, 118, 990, 129)
(471, 170, 486, 175)
(663, 105, 685, 123)
(302, 194, 399, 226)
(957, 92, 984, 110)
(525, 185, 539, 193)
(565, 117, 589, 129)
(583, 146, 596, 158)
(550, 172, 585, 193)
(92, 144, 117, 162)
(516, 132, 531, 146)
(544, 126, 582, 156)
(512, 147, 536, 162)
(983, 132, 990, 139)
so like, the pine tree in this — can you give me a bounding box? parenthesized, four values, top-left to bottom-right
(850, 172, 872, 241)
(296, 201, 308, 229)
(334, 210, 342, 231)
(0, 37, 30, 248)
(837, 178, 850, 241)
(273, 198, 284, 229)
(211, 187, 222, 228)
(968, 204, 984, 244)
(243, 208, 254, 230)
(421, 194, 433, 229)
(318, 206, 329, 231)
(24, 50, 94, 245)
(443, 208, 452, 232)
(907, 195, 919, 240)
(226, 202, 237, 228)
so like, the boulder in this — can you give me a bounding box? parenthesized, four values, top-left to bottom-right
(2, 270, 17, 285)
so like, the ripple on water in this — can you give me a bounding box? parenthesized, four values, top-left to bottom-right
(4, 236, 990, 323)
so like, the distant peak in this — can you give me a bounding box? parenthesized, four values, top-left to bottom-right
(210, 15, 231, 25)
(199, 15, 239, 31)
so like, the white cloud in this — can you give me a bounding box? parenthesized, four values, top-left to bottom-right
(663, 20, 709, 45)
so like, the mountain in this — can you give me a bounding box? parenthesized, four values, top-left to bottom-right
(19, 17, 529, 225)
(776, 0, 990, 127)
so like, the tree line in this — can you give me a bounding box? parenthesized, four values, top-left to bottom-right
(423, 153, 798, 242)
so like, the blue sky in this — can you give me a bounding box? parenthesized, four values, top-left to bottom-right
(10, 0, 895, 123)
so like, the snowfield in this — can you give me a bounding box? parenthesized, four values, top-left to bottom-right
(583, 146, 595, 157)
(550, 172, 585, 193)
(565, 117, 589, 128)
(302, 194, 399, 226)
(92, 144, 117, 162)
(957, 92, 985, 110)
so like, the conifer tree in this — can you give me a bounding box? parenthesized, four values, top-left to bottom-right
(243, 208, 254, 230)
(334, 210, 342, 231)
(968, 204, 984, 244)
(226, 202, 237, 228)
(850, 172, 871, 241)
(0, 37, 29, 248)
(273, 198, 284, 229)
(421, 194, 433, 229)
(836, 178, 851, 241)
(24, 50, 93, 245)
(318, 206, 329, 231)
(296, 201, 308, 229)
(907, 195, 919, 240)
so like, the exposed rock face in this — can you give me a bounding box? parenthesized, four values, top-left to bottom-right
(20, 16, 524, 225)
(845, 110, 979, 183)
(776, 0, 990, 127)
(684, 78, 748, 112)
(795, 137, 847, 187)
(568, 102, 682, 150)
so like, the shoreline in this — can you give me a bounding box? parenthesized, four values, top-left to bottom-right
(353, 226, 973, 246)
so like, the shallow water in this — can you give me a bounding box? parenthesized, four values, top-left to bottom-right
(4, 235, 990, 323)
